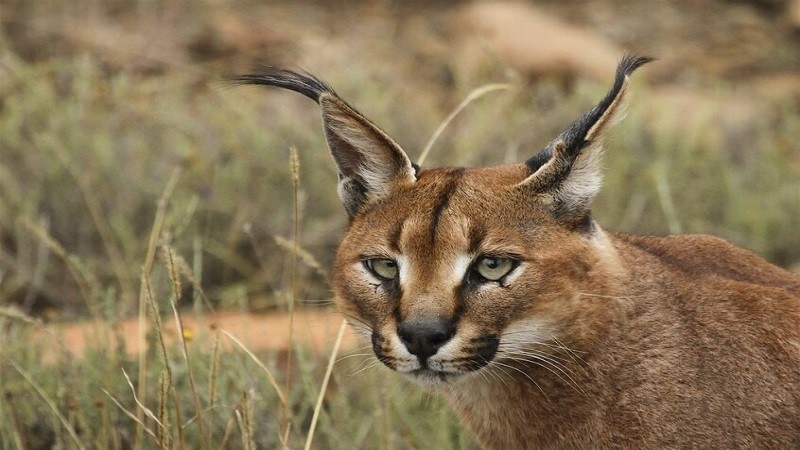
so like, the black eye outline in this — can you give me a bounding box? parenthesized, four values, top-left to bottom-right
(363, 258, 399, 282)
(470, 255, 520, 284)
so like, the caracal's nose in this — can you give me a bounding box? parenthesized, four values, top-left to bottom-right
(397, 317, 455, 360)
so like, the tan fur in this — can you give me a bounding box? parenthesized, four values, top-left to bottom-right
(238, 59, 800, 448)
(333, 166, 800, 448)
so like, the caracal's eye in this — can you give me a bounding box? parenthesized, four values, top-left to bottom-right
(365, 259, 398, 281)
(475, 257, 515, 281)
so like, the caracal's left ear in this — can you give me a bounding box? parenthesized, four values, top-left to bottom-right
(519, 54, 654, 226)
(233, 68, 417, 216)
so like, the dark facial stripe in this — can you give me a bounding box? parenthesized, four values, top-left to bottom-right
(388, 219, 405, 253)
(428, 168, 465, 246)
(468, 224, 487, 255)
(390, 279, 404, 325)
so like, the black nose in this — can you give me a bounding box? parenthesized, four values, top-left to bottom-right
(397, 317, 455, 360)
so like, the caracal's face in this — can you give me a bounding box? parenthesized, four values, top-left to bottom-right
(235, 56, 650, 387)
(332, 165, 602, 387)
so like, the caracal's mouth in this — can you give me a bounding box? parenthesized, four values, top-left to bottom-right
(371, 330, 500, 386)
(397, 354, 497, 386)
(402, 367, 467, 386)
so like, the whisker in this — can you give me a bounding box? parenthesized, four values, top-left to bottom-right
(343, 343, 374, 353)
(341, 354, 374, 370)
(487, 364, 515, 389)
(398, 380, 417, 402)
(479, 356, 510, 389)
(497, 345, 574, 364)
(552, 336, 588, 365)
(336, 352, 375, 364)
(347, 359, 383, 379)
(497, 352, 585, 394)
(489, 360, 549, 400)
(498, 338, 585, 354)
(497, 333, 589, 368)
(501, 348, 586, 379)
(337, 311, 373, 330)
(499, 344, 583, 371)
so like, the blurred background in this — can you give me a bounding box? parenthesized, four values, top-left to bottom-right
(1, 0, 799, 448)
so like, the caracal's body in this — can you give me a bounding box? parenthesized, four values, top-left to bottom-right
(237, 56, 800, 448)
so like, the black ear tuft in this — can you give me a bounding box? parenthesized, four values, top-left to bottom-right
(235, 66, 416, 217)
(525, 54, 655, 174)
(618, 54, 656, 77)
(231, 67, 336, 104)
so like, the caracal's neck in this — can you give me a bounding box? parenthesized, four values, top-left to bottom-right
(447, 355, 603, 449)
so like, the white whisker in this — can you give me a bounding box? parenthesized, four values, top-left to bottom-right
(489, 360, 549, 400)
(346, 359, 383, 379)
(498, 352, 585, 394)
(336, 352, 376, 364)
(552, 336, 588, 365)
(481, 360, 511, 389)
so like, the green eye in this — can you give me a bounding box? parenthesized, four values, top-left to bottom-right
(475, 257, 515, 281)
(366, 259, 398, 281)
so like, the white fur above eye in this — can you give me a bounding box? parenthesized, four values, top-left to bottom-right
(396, 255, 409, 285)
(453, 254, 474, 284)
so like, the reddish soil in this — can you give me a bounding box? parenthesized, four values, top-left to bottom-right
(35, 309, 358, 362)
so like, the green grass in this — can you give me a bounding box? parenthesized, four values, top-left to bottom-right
(1, 308, 470, 449)
(1, 4, 799, 447)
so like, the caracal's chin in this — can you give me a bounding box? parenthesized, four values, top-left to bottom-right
(400, 364, 505, 388)
(398, 368, 469, 387)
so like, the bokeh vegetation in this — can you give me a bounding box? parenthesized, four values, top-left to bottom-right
(1, 0, 799, 448)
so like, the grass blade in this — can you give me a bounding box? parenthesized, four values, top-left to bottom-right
(136, 167, 181, 450)
(220, 330, 287, 407)
(158, 371, 172, 450)
(417, 83, 511, 166)
(102, 389, 158, 442)
(8, 360, 87, 450)
(304, 319, 348, 450)
(121, 368, 164, 429)
(167, 252, 209, 450)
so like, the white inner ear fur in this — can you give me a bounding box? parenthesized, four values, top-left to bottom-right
(322, 98, 415, 198)
(553, 143, 604, 210)
(341, 128, 409, 194)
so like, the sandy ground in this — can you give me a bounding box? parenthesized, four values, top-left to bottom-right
(33, 308, 359, 362)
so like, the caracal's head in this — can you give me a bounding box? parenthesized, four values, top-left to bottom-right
(236, 56, 652, 386)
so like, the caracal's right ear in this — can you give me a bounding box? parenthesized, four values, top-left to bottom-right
(234, 68, 417, 216)
(519, 54, 654, 227)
